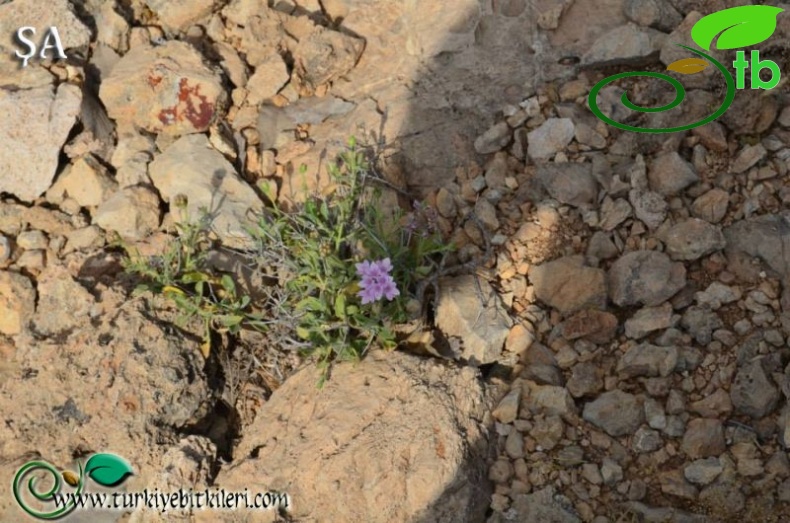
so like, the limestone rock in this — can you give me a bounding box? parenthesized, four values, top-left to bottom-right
(537, 163, 598, 208)
(0, 85, 82, 202)
(94, 187, 162, 241)
(691, 188, 729, 224)
(527, 119, 575, 161)
(664, 218, 726, 261)
(582, 23, 665, 66)
(531, 256, 607, 315)
(0, 297, 211, 521)
(214, 351, 494, 523)
(293, 27, 364, 91)
(100, 41, 227, 136)
(30, 266, 94, 337)
(0, 271, 35, 336)
(724, 214, 790, 282)
(624, 303, 673, 339)
(142, 0, 218, 33)
(47, 157, 118, 208)
(649, 152, 699, 196)
(608, 251, 686, 307)
(629, 189, 668, 229)
(681, 418, 726, 459)
(245, 55, 291, 105)
(148, 134, 263, 248)
(730, 359, 780, 419)
(583, 390, 644, 437)
(617, 343, 678, 378)
(435, 275, 513, 365)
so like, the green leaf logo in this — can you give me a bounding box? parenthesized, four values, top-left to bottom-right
(691, 5, 784, 51)
(83, 454, 134, 487)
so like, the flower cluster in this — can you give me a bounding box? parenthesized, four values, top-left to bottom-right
(355, 258, 400, 304)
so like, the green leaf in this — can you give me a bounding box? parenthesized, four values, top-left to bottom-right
(334, 294, 346, 319)
(221, 274, 236, 295)
(84, 454, 133, 487)
(181, 271, 210, 284)
(691, 5, 783, 51)
(220, 315, 245, 327)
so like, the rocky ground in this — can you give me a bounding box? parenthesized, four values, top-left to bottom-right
(3, 0, 790, 522)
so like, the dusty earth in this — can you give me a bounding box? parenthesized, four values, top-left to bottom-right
(3, 0, 790, 522)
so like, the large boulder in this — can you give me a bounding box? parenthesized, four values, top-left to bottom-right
(209, 351, 496, 523)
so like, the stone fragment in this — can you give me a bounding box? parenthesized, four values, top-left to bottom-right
(100, 41, 227, 136)
(684, 458, 723, 486)
(47, 157, 118, 208)
(527, 119, 575, 161)
(582, 24, 665, 66)
(730, 359, 780, 419)
(474, 122, 512, 155)
(583, 390, 644, 437)
(664, 219, 725, 261)
(624, 303, 673, 339)
(0, 85, 82, 202)
(213, 351, 493, 523)
(681, 418, 726, 459)
(731, 144, 766, 174)
(537, 163, 598, 208)
(142, 0, 217, 33)
(617, 343, 678, 379)
(608, 251, 686, 307)
(649, 152, 699, 196)
(245, 55, 290, 105)
(148, 134, 262, 248)
(0, 271, 35, 335)
(94, 187, 162, 241)
(531, 256, 607, 315)
(30, 266, 94, 337)
(561, 309, 618, 344)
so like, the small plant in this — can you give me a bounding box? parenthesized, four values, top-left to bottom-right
(121, 137, 454, 384)
(249, 137, 453, 383)
(121, 196, 252, 358)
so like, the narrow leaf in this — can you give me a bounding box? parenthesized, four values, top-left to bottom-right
(84, 454, 133, 487)
(666, 57, 709, 74)
(691, 5, 783, 51)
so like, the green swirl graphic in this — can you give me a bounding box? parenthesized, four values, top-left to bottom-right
(588, 45, 736, 133)
(13, 460, 82, 519)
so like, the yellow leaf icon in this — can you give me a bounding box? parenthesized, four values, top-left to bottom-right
(62, 470, 79, 487)
(667, 57, 709, 74)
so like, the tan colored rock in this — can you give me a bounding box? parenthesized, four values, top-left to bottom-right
(47, 156, 118, 208)
(293, 27, 364, 91)
(0, 84, 82, 202)
(211, 351, 494, 523)
(245, 55, 290, 105)
(435, 274, 513, 364)
(100, 41, 227, 136)
(681, 418, 726, 459)
(149, 134, 263, 248)
(143, 0, 218, 33)
(0, 297, 212, 522)
(94, 187, 162, 241)
(30, 266, 94, 337)
(0, 271, 35, 335)
(561, 309, 618, 344)
(530, 256, 607, 315)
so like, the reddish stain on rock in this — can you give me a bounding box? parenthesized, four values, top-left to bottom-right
(147, 73, 163, 88)
(156, 77, 215, 131)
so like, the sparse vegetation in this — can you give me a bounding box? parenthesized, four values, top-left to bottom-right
(121, 138, 453, 383)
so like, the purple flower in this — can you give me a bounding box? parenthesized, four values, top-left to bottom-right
(356, 258, 400, 304)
